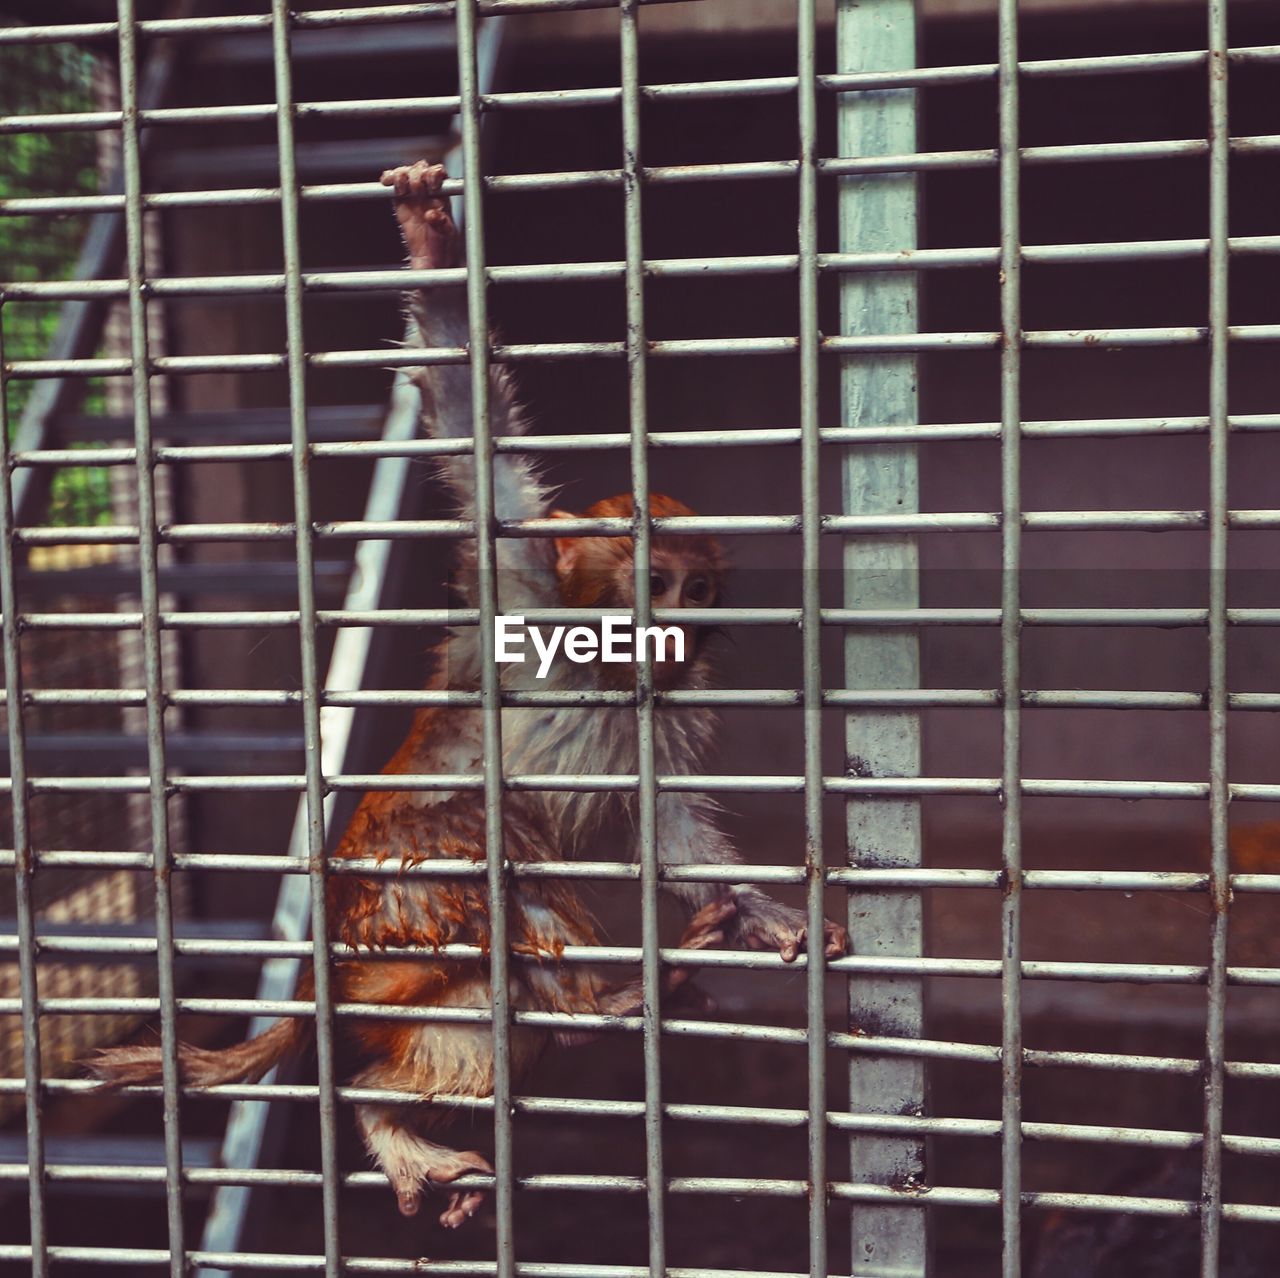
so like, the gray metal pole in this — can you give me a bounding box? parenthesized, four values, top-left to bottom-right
(837, 1, 927, 1274)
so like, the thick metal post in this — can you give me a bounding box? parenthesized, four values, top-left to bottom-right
(1200, 2, 1231, 1275)
(837, 2, 927, 1274)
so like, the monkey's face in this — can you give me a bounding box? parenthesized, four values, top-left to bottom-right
(551, 493, 726, 690)
(633, 551, 722, 688)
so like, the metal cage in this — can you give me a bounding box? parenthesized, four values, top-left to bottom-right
(1, 1, 1277, 1277)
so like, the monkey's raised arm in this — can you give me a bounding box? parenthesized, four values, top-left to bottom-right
(382, 161, 558, 603)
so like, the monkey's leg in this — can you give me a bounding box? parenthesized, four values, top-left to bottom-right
(356, 1097, 494, 1227)
(553, 898, 735, 1048)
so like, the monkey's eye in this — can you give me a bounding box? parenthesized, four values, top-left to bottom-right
(683, 575, 713, 604)
(649, 573, 669, 599)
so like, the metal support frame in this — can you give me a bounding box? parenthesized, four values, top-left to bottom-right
(0, 2, 1275, 1276)
(837, 2, 927, 1274)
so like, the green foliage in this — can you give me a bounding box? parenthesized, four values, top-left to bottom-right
(2, 28, 111, 525)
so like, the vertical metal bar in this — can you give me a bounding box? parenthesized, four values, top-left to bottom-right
(455, 8, 515, 1277)
(1200, 2, 1230, 1274)
(836, 1, 927, 1273)
(267, 5, 343, 1273)
(115, 4, 187, 1273)
(619, 3, 666, 1274)
(996, 1, 1024, 1274)
(797, 3, 829, 1277)
(0, 309, 49, 1278)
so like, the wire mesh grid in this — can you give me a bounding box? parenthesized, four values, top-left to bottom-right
(0, 1, 1278, 1276)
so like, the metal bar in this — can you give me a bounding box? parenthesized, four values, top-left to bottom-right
(115, 4, 187, 1272)
(47, 600, 1280, 625)
(11, 414, 1280, 472)
(7, 771, 1280, 802)
(15, 684, 1280, 713)
(836, 2, 927, 1272)
(1, 858, 1278, 895)
(454, 6, 517, 1275)
(268, 4, 344, 1274)
(1201, 3, 1231, 1274)
(12, 320, 1280, 382)
(15, 601, 1280, 633)
(17, 503, 1280, 543)
(0, 308, 48, 1276)
(618, 3, 667, 1275)
(5, 46, 1280, 139)
(6, 1018, 1280, 1086)
(996, 0, 1024, 1273)
(6, 1102, 1280, 1169)
(2, 0, 1274, 47)
(8, 230, 1280, 298)
(796, 4, 829, 1276)
(0, 0, 701, 47)
(12, 945, 1280, 1011)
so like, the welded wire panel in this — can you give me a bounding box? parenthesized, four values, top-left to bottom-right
(0, 2, 1278, 1277)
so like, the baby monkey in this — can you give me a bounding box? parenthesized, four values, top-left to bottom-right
(88, 161, 845, 1230)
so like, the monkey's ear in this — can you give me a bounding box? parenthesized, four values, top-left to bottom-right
(549, 509, 581, 576)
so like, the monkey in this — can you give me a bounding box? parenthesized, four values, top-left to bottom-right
(382, 158, 847, 964)
(87, 161, 846, 1230)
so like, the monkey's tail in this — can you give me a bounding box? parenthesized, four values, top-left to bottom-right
(85, 966, 315, 1089)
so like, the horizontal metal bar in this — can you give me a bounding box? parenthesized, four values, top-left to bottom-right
(11, 414, 1280, 474)
(0, 0, 696, 47)
(3, 769, 1275, 801)
(9, 686, 1280, 713)
(2, 939, 1277, 998)
(10, 605, 1280, 633)
(9, 507, 1280, 550)
(1, 851, 1276, 897)
(6, 1106, 1280, 1190)
(9, 323, 1280, 381)
(7, 1014, 1280, 1093)
(3, 45, 1279, 138)
(10, 232, 1280, 302)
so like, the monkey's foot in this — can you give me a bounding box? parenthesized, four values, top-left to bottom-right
(427, 1148, 493, 1229)
(734, 890, 848, 963)
(380, 160, 459, 269)
(360, 1109, 493, 1227)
